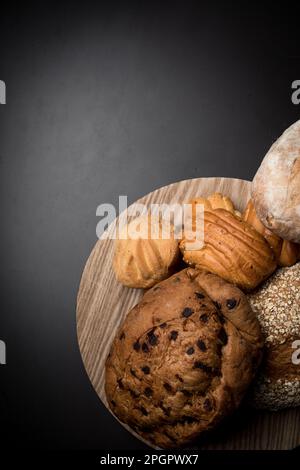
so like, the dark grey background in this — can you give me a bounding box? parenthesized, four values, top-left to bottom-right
(0, 0, 299, 450)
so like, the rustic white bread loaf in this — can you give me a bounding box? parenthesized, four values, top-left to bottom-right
(252, 120, 300, 243)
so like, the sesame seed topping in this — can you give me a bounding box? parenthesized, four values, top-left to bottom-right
(248, 263, 300, 346)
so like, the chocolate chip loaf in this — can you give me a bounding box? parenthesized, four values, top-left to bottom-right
(105, 268, 263, 448)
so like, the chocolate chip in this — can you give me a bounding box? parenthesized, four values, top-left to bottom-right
(164, 382, 172, 392)
(182, 389, 192, 397)
(149, 335, 157, 346)
(195, 292, 205, 299)
(213, 301, 222, 310)
(182, 307, 194, 318)
(186, 347, 195, 355)
(144, 387, 153, 397)
(160, 404, 171, 416)
(147, 329, 158, 346)
(119, 332, 125, 340)
(160, 322, 167, 329)
(141, 365, 150, 374)
(117, 379, 124, 389)
(199, 313, 208, 323)
(197, 340, 207, 351)
(133, 341, 140, 351)
(226, 298, 237, 309)
(111, 400, 116, 406)
(142, 342, 149, 353)
(203, 398, 213, 411)
(140, 406, 148, 416)
(175, 374, 183, 382)
(218, 328, 228, 345)
(170, 330, 178, 341)
(130, 368, 137, 377)
(193, 361, 212, 373)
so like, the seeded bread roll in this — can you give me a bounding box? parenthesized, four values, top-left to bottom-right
(248, 263, 300, 410)
(105, 268, 263, 448)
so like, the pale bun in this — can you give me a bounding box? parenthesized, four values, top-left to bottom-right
(252, 120, 300, 243)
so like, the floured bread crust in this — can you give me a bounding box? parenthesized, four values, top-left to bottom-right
(252, 120, 300, 243)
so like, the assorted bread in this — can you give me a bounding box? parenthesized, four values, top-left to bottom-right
(105, 120, 300, 447)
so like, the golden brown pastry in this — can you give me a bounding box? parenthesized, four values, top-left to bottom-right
(106, 268, 263, 448)
(113, 215, 180, 289)
(243, 200, 300, 267)
(190, 193, 241, 219)
(248, 263, 300, 410)
(180, 208, 277, 291)
(280, 240, 300, 267)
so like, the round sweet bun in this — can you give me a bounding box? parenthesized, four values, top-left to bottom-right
(252, 120, 300, 243)
(105, 268, 263, 448)
(248, 262, 300, 410)
(113, 215, 180, 289)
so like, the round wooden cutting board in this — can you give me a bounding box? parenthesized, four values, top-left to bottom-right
(76, 177, 300, 450)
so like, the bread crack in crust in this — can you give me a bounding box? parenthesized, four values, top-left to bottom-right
(105, 268, 263, 448)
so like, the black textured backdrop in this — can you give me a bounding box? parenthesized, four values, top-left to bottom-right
(0, 0, 299, 450)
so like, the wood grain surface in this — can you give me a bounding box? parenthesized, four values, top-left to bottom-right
(76, 177, 300, 450)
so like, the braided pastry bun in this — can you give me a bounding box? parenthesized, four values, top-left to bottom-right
(113, 215, 180, 289)
(190, 192, 241, 220)
(180, 206, 277, 291)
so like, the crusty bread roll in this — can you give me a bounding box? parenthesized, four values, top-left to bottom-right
(252, 120, 300, 243)
(113, 215, 180, 289)
(248, 263, 300, 410)
(243, 200, 300, 267)
(180, 207, 277, 291)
